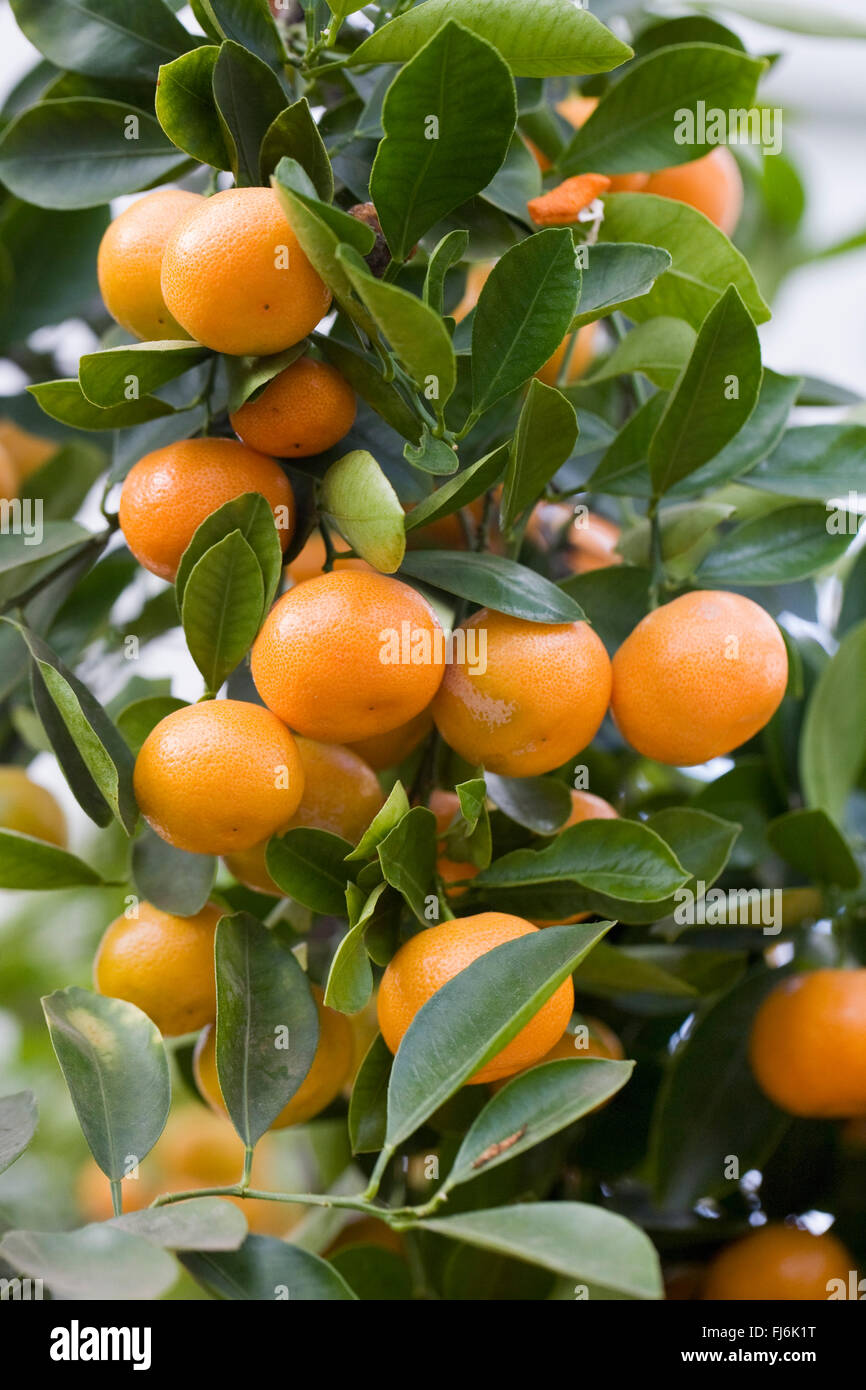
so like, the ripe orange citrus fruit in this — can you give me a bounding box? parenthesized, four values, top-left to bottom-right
(703, 1224, 854, 1301)
(492, 1014, 624, 1099)
(0, 419, 58, 481)
(0, 444, 17, 502)
(134, 700, 304, 855)
(611, 591, 788, 766)
(566, 511, 622, 574)
(377, 912, 574, 1084)
(118, 436, 294, 582)
(749, 970, 866, 1117)
(564, 790, 618, 825)
(0, 766, 67, 846)
(194, 984, 353, 1128)
(252, 570, 446, 743)
(230, 356, 356, 458)
(346, 708, 434, 771)
(94, 900, 221, 1036)
(224, 737, 383, 891)
(285, 529, 372, 585)
(97, 189, 204, 341)
(161, 187, 332, 356)
(432, 607, 611, 777)
(644, 148, 743, 236)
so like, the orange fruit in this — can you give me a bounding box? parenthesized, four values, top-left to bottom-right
(194, 984, 353, 1128)
(251, 571, 446, 743)
(611, 590, 788, 766)
(97, 189, 204, 341)
(94, 900, 221, 1036)
(346, 708, 434, 771)
(566, 511, 621, 574)
(285, 529, 372, 585)
(379, 913, 574, 1084)
(0, 419, 58, 481)
(118, 436, 294, 582)
(536, 323, 598, 386)
(644, 148, 743, 236)
(703, 1224, 854, 1301)
(563, 789, 618, 826)
(161, 187, 332, 356)
(528, 174, 611, 227)
(607, 172, 651, 192)
(749, 970, 866, 1118)
(230, 356, 356, 458)
(134, 700, 304, 854)
(0, 444, 17, 502)
(224, 738, 383, 889)
(0, 766, 66, 846)
(432, 607, 611, 777)
(492, 1014, 624, 1097)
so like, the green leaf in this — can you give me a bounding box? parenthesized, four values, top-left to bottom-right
(0, 830, 103, 890)
(418, 1202, 661, 1298)
(0, 202, 110, 344)
(669, 368, 802, 498)
(484, 773, 572, 835)
(349, 1033, 392, 1154)
(696, 503, 852, 585)
(0, 521, 92, 608)
(600, 192, 770, 327)
(475, 819, 689, 902)
(320, 450, 406, 573)
(346, 782, 411, 864)
(0, 1090, 38, 1175)
(404, 427, 460, 475)
(350, 0, 633, 77)
(224, 343, 306, 414)
(481, 131, 542, 222)
(574, 942, 697, 999)
(324, 883, 385, 1014)
(441, 1057, 633, 1193)
(0, 99, 191, 210)
(501, 380, 578, 531)
(618, 501, 734, 580)
(767, 808, 860, 889)
(471, 228, 580, 415)
(198, 0, 287, 71)
(78, 341, 208, 408)
(336, 245, 457, 415)
(260, 97, 333, 197)
(215, 913, 320, 1147)
(29, 377, 176, 429)
(9, 0, 197, 82)
(398, 550, 584, 623)
(560, 44, 765, 175)
(403, 444, 509, 532)
(213, 39, 287, 188)
(586, 392, 666, 497)
(648, 286, 763, 496)
(800, 620, 866, 825)
(110, 1197, 247, 1251)
(267, 828, 354, 914)
(645, 806, 741, 917)
(558, 565, 652, 654)
(182, 531, 265, 691)
(132, 824, 216, 916)
(377, 806, 438, 922)
(116, 695, 187, 754)
(425, 230, 469, 315)
(181, 1234, 357, 1300)
(0, 1225, 178, 1301)
(745, 424, 866, 501)
(315, 335, 423, 444)
(175, 491, 283, 620)
(156, 46, 231, 170)
(370, 21, 515, 261)
(649, 969, 791, 1208)
(386, 919, 611, 1147)
(571, 242, 672, 329)
(42, 987, 170, 1180)
(586, 316, 696, 390)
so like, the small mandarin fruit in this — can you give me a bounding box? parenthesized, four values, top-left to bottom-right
(155, 1107, 249, 1187)
(749, 970, 866, 1118)
(528, 173, 610, 227)
(230, 356, 356, 458)
(493, 1014, 624, 1097)
(224, 738, 383, 888)
(703, 1224, 854, 1301)
(119, 436, 294, 582)
(536, 323, 598, 386)
(432, 607, 611, 777)
(97, 189, 204, 341)
(644, 148, 743, 236)
(161, 187, 331, 356)
(194, 984, 353, 1127)
(0, 419, 58, 481)
(611, 590, 788, 766)
(566, 511, 621, 574)
(563, 790, 618, 826)
(0, 767, 66, 846)
(285, 529, 372, 585)
(607, 172, 651, 192)
(251, 571, 446, 743)
(0, 445, 17, 502)
(378, 913, 574, 1084)
(94, 900, 221, 1036)
(134, 701, 304, 855)
(437, 854, 480, 896)
(346, 708, 434, 771)
(556, 93, 599, 128)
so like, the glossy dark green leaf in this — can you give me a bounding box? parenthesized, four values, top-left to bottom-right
(377, 806, 437, 922)
(587, 316, 695, 390)
(175, 491, 284, 619)
(0, 831, 103, 890)
(29, 377, 176, 429)
(198, 0, 287, 71)
(484, 773, 572, 835)
(132, 824, 216, 916)
(800, 620, 866, 824)
(574, 942, 697, 999)
(156, 46, 230, 169)
(767, 808, 860, 889)
(425, 230, 469, 316)
(349, 1033, 392, 1155)
(501, 380, 578, 531)
(475, 819, 688, 902)
(0, 202, 110, 343)
(260, 97, 333, 196)
(9, 0, 197, 81)
(329, 1244, 411, 1301)
(403, 444, 508, 532)
(181, 1234, 357, 1300)
(745, 424, 866, 501)
(215, 913, 320, 1146)
(181, 531, 265, 692)
(212, 40, 286, 187)
(0, 1090, 38, 1175)
(558, 564, 651, 654)
(571, 241, 672, 328)
(697, 503, 852, 585)
(0, 522, 92, 608)
(267, 828, 354, 914)
(42, 987, 170, 1180)
(481, 131, 541, 222)
(224, 343, 307, 414)
(315, 335, 422, 444)
(398, 550, 584, 622)
(324, 882, 384, 1014)
(669, 368, 802, 497)
(116, 695, 187, 753)
(79, 342, 208, 408)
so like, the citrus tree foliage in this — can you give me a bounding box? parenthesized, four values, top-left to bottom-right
(0, 0, 865, 1303)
